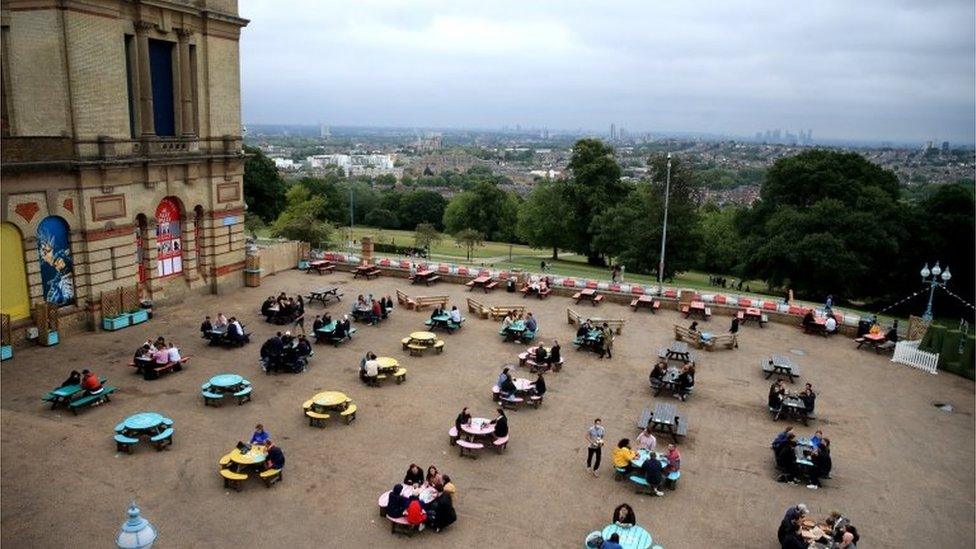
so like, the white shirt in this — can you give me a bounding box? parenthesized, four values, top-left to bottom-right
(365, 360, 379, 377)
(825, 317, 837, 332)
(167, 346, 182, 362)
(231, 320, 244, 334)
(450, 309, 462, 323)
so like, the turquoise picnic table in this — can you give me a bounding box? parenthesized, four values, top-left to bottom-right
(119, 412, 170, 431)
(209, 374, 245, 388)
(201, 374, 253, 406)
(601, 523, 654, 549)
(629, 449, 669, 469)
(114, 412, 175, 453)
(42, 377, 107, 409)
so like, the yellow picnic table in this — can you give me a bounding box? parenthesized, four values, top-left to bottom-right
(409, 331, 436, 343)
(311, 391, 350, 408)
(229, 444, 268, 465)
(376, 357, 399, 369)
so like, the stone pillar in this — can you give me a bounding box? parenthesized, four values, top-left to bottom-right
(135, 21, 155, 137)
(176, 28, 195, 137)
(361, 236, 374, 264)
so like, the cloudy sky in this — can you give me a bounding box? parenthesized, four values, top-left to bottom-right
(240, 0, 975, 143)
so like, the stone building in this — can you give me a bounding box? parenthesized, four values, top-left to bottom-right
(0, 0, 248, 338)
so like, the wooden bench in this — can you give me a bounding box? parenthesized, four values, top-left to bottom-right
(259, 468, 282, 487)
(340, 404, 357, 424)
(703, 333, 737, 351)
(484, 281, 500, 292)
(396, 289, 417, 310)
(355, 266, 382, 280)
(566, 308, 626, 334)
(413, 295, 449, 310)
(220, 469, 248, 491)
(673, 325, 704, 349)
(467, 297, 489, 319)
(630, 297, 661, 313)
(457, 439, 484, 458)
(433, 340, 445, 353)
(68, 386, 116, 414)
(489, 305, 526, 321)
(305, 410, 331, 427)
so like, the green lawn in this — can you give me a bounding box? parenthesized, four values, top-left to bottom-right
(337, 227, 550, 260)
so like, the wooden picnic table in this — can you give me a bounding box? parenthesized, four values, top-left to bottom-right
(665, 341, 691, 363)
(574, 288, 604, 306)
(306, 287, 341, 306)
(467, 275, 499, 293)
(683, 300, 710, 320)
(631, 294, 659, 313)
(647, 401, 687, 443)
(651, 366, 681, 396)
(410, 269, 440, 286)
(305, 260, 335, 275)
(353, 264, 382, 280)
(762, 355, 802, 383)
(740, 307, 766, 326)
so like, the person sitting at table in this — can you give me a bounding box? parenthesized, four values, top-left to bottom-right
(381, 295, 393, 318)
(771, 426, 794, 451)
(215, 312, 229, 330)
(768, 379, 786, 412)
(430, 305, 443, 320)
(153, 344, 170, 366)
(403, 463, 424, 487)
(779, 519, 807, 549)
(530, 372, 547, 396)
(501, 312, 514, 329)
(200, 316, 213, 339)
(363, 357, 380, 384)
(454, 407, 471, 431)
(154, 335, 166, 349)
(675, 363, 695, 401)
(385, 484, 410, 520)
(449, 305, 462, 324)
(261, 333, 284, 371)
(166, 341, 182, 364)
(281, 331, 295, 348)
(534, 345, 548, 365)
(640, 451, 665, 496)
(426, 465, 443, 487)
(332, 318, 347, 341)
(80, 369, 103, 395)
(490, 407, 509, 440)
(341, 314, 352, 335)
(261, 297, 276, 320)
(802, 309, 815, 330)
(60, 370, 82, 387)
(499, 373, 517, 399)
(799, 383, 816, 415)
(824, 314, 838, 334)
(808, 438, 832, 488)
(612, 439, 638, 472)
(774, 435, 799, 483)
(548, 339, 561, 366)
(649, 360, 668, 387)
(250, 424, 270, 445)
(601, 533, 623, 549)
(441, 474, 457, 504)
(636, 424, 657, 452)
(425, 490, 457, 532)
(134, 345, 153, 369)
(312, 315, 325, 333)
(525, 312, 538, 334)
(664, 444, 681, 473)
(227, 317, 246, 344)
(264, 440, 285, 477)
(405, 496, 427, 530)
(612, 503, 636, 527)
(369, 299, 383, 325)
(296, 335, 312, 358)
(575, 320, 590, 339)
(496, 367, 512, 389)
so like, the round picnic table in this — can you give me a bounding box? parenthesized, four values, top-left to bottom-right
(513, 378, 534, 392)
(312, 391, 350, 408)
(601, 523, 652, 549)
(209, 373, 244, 389)
(230, 444, 267, 465)
(409, 331, 436, 343)
(122, 412, 167, 431)
(460, 417, 495, 437)
(376, 357, 399, 369)
(630, 448, 670, 469)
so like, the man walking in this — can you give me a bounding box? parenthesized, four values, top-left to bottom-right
(585, 418, 605, 477)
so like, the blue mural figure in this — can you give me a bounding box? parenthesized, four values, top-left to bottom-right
(37, 216, 74, 305)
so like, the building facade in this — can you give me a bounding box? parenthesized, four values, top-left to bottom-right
(0, 0, 248, 336)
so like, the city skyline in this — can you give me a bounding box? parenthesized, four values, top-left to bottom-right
(240, 0, 975, 144)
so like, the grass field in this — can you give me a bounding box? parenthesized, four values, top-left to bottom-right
(338, 227, 549, 260)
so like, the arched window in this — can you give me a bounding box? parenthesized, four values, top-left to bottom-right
(1, 223, 31, 319)
(135, 214, 148, 282)
(155, 197, 183, 277)
(36, 216, 75, 305)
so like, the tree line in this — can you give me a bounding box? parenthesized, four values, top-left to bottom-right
(244, 142, 975, 315)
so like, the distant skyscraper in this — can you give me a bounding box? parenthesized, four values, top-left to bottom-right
(941, 141, 950, 153)
(610, 123, 616, 140)
(807, 129, 813, 143)
(319, 123, 330, 138)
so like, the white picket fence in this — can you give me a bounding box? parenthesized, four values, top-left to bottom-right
(891, 340, 939, 374)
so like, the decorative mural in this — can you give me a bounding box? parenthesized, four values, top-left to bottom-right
(36, 216, 75, 305)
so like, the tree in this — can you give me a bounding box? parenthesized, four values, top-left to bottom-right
(442, 181, 518, 241)
(243, 146, 287, 223)
(296, 175, 346, 224)
(398, 190, 447, 231)
(517, 179, 571, 259)
(454, 229, 484, 261)
(270, 186, 334, 246)
(413, 222, 443, 254)
(695, 204, 744, 275)
(563, 139, 630, 264)
(364, 208, 399, 229)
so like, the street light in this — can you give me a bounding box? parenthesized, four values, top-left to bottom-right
(657, 152, 672, 285)
(116, 501, 157, 549)
(920, 261, 952, 321)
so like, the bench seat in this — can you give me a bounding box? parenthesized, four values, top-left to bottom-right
(114, 434, 139, 453)
(233, 386, 253, 404)
(69, 386, 116, 414)
(340, 404, 358, 423)
(220, 469, 248, 491)
(457, 439, 485, 458)
(219, 454, 232, 467)
(150, 427, 174, 448)
(433, 340, 445, 353)
(493, 435, 509, 452)
(407, 344, 427, 356)
(306, 410, 330, 427)
(259, 468, 282, 486)
(448, 426, 459, 445)
(202, 390, 224, 405)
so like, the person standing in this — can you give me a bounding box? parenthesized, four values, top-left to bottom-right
(599, 323, 614, 359)
(585, 418, 605, 477)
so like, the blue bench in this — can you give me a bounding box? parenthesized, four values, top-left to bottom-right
(233, 386, 253, 405)
(202, 390, 224, 406)
(665, 471, 681, 490)
(150, 427, 174, 450)
(68, 386, 116, 414)
(114, 434, 139, 453)
(628, 475, 663, 496)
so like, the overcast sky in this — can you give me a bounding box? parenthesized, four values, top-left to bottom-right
(240, 0, 975, 143)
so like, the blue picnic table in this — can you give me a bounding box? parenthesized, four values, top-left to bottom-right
(42, 377, 116, 413)
(201, 374, 253, 406)
(600, 523, 654, 549)
(209, 374, 244, 388)
(114, 412, 175, 453)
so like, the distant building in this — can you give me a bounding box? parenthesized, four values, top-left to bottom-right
(307, 154, 401, 178)
(319, 123, 330, 138)
(941, 141, 950, 153)
(610, 123, 616, 140)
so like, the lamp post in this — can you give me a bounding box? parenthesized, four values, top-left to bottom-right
(657, 152, 672, 285)
(920, 261, 952, 321)
(116, 501, 157, 549)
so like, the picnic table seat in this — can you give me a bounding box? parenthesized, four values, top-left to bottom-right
(220, 469, 248, 491)
(433, 340, 445, 353)
(387, 514, 416, 536)
(407, 344, 427, 356)
(259, 468, 282, 486)
(457, 439, 484, 458)
(703, 333, 737, 351)
(218, 454, 232, 467)
(528, 394, 544, 408)
(665, 470, 681, 490)
(150, 427, 174, 449)
(448, 426, 459, 445)
(68, 386, 116, 414)
(305, 410, 330, 427)
(628, 475, 662, 496)
(233, 386, 253, 405)
(493, 435, 509, 452)
(202, 390, 225, 406)
(392, 368, 407, 383)
(114, 434, 139, 453)
(330, 327, 358, 346)
(340, 404, 358, 423)
(500, 395, 524, 410)
(485, 281, 500, 291)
